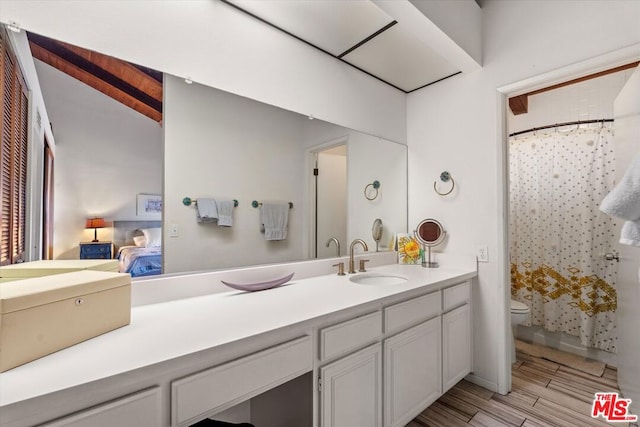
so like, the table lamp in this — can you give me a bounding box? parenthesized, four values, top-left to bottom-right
(85, 217, 105, 242)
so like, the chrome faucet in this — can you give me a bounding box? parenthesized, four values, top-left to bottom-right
(348, 239, 369, 274)
(325, 237, 341, 257)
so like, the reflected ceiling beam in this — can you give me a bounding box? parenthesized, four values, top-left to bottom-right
(373, 0, 482, 73)
(509, 61, 639, 115)
(27, 32, 163, 122)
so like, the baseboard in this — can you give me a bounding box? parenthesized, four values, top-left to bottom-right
(465, 373, 498, 393)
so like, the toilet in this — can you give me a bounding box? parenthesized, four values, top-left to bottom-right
(510, 299, 531, 363)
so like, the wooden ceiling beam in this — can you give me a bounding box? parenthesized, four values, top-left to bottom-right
(28, 32, 162, 122)
(508, 61, 639, 116)
(59, 41, 162, 103)
(29, 42, 162, 122)
(509, 95, 528, 116)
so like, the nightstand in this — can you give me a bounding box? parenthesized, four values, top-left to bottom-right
(79, 242, 114, 259)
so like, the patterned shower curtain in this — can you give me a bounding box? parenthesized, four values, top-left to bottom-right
(509, 125, 618, 352)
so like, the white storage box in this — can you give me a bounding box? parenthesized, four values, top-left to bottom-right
(0, 270, 131, 372)
(0, 259, 119, 283)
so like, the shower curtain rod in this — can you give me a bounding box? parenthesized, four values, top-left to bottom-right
(509, 118, 613, 137)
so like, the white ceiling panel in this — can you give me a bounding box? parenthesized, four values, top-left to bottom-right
(342, 24, 460, 92)
(227, 0, 394, 56)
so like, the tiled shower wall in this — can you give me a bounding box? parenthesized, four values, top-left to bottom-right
(508, 68, 635, 133)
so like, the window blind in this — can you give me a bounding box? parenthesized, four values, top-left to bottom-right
(0, 30, 29, 265)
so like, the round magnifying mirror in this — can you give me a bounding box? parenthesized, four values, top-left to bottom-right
(415, 219, 446, 268)
(372, 219, 383, 252)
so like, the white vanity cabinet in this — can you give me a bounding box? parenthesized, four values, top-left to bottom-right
(1, 264, 476, 427)
(383, 291, 442, 427)
(317, 281, 472, 427)
(318, 312, 383, 427)
(383, 317, 441, 427)
(442, 282, 472, 392)
(319, 343, 383, 427)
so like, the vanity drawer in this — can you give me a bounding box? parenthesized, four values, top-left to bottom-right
(171, 336, 311, 427)
(443, 282, 471, 312)
(385, 291, 441, 334)
(42, 387, 161, 427)
(320, 311, 382, 361)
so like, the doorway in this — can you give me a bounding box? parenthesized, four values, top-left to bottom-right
(506, 67, 636, 363)
(42, 137, 54, 260)
(309, 141, 347, 259)
(497, 51, 640, 394)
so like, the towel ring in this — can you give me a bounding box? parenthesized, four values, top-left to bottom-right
(183, 197, 238, 207)
(252, 200, 293, 209)
(364, 180, 380, 201)
(434, 171, 455, 196)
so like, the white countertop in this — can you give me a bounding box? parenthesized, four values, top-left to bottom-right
(0, 261, 476, 407)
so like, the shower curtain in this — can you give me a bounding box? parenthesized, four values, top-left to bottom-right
(509, 125, 618, 352)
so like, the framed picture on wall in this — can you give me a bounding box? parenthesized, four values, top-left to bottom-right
(136, 194, 162, 219)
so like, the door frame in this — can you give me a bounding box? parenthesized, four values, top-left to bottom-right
(496, 43, 640, 394)
(42, 137, 54, 259)
(305, 136, 349, 259)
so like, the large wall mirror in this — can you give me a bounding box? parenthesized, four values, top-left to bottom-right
(25, 31, 408, 276)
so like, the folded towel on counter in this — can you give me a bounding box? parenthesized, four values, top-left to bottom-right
(620, 220, 640, 247)
(260, 202, 289, 240)
(196, 198, 218, 223)
(216, 199, 235, 227)
(600, 152, 640, 221)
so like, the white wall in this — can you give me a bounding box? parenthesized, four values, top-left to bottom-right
(33, 60, 162, 259)
(0, 0, 406, 144)
(163, 76, 307, 273)
(348, 133, 407, 253)
(407, 0, 640, 393)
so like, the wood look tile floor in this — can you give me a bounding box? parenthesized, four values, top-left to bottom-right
(407, 351, 639, 427)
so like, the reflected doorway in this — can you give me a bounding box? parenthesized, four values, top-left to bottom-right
(312, 143, 347, 258)
(42, 138, 54, 259)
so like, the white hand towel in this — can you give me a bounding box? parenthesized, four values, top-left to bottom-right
(260, 202, 289, 241)
(620, 220, 640, 247)
(216, 199, 235, 227)
(600, 152, 640, 221)
(196, 198, 218, 223)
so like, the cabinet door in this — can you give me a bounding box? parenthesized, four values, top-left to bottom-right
(320, 343, 382, 427)
(384, 317, 441, 427)
(442, 304, 471, 392)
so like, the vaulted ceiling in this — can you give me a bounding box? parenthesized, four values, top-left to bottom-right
(27, 32, 163, 122)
